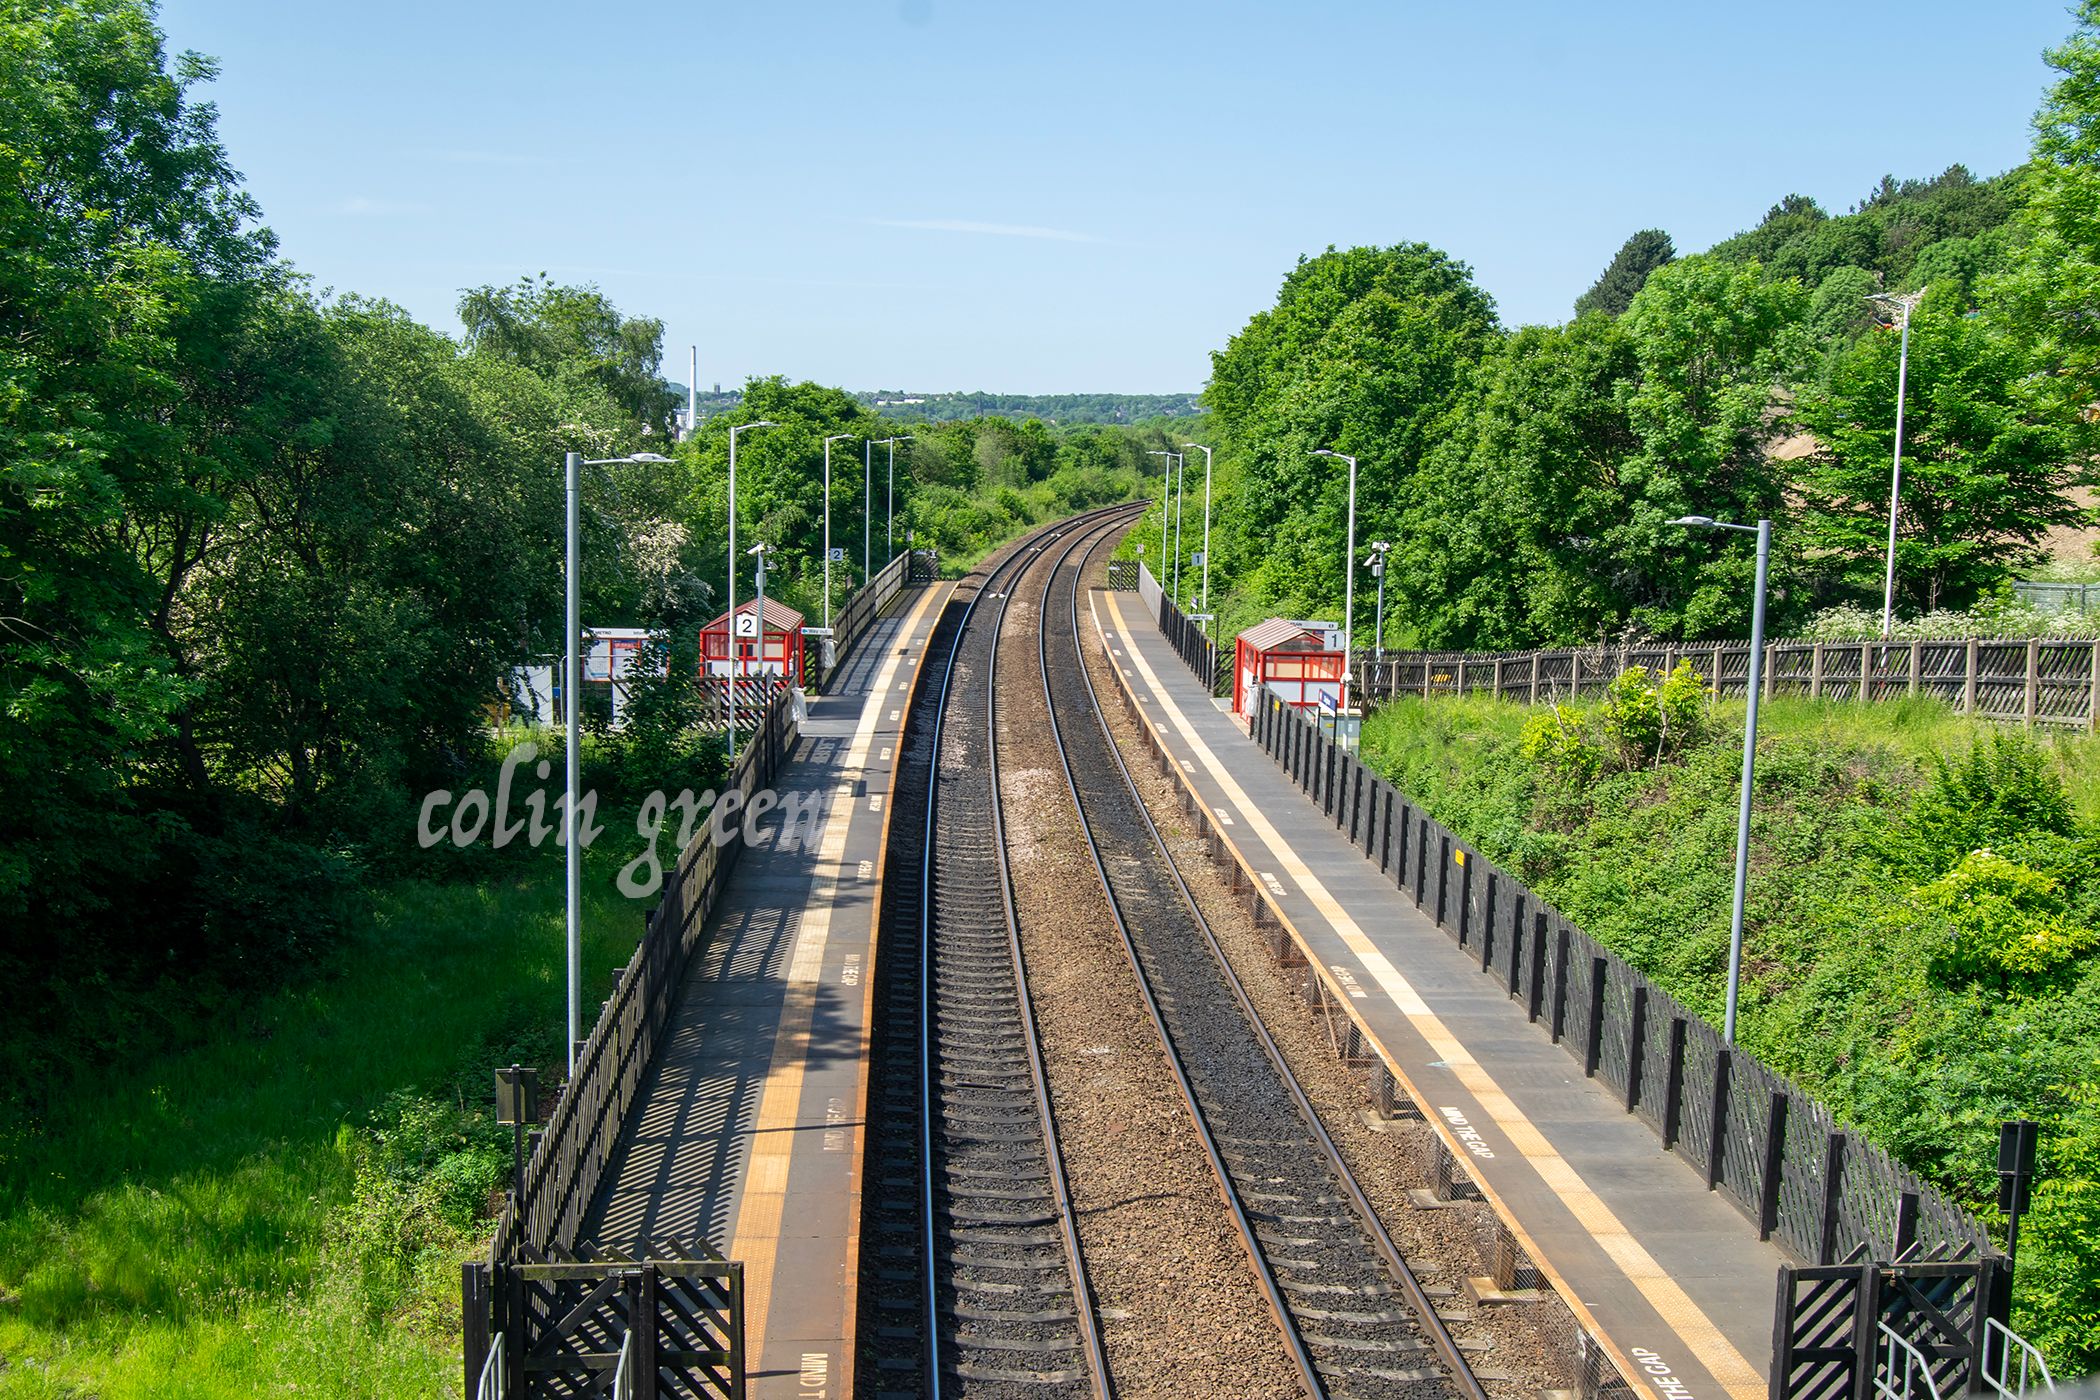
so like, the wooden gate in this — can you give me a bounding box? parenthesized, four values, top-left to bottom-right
(475, 1241, 745, 1399)
(1772, 1253, 2010, 1400)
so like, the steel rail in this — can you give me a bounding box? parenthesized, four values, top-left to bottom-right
(911, 502, 1146, 1398)
(1040, 524, 1492, 1400)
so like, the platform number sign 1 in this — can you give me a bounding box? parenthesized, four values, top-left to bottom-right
(735, 612, 760, 638)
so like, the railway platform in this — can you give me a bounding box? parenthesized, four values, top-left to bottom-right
(1093, 587, 1780, 1400)
(575, 581, 951, 1400)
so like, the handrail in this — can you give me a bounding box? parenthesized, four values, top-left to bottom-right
(612, 1327, 637, 1400)
(1878, 1323, 1945, 1400)
(1982, 1317, 2056, 1399)
(475, 1330, 506, 1400)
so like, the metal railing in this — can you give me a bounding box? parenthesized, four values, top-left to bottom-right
(1878, 1323, 1945, 1400)
(1352, 637, 2100, 729)
(1982, 1318, 2056, 1399)
(2012, 580, 2100, 615)
(1248, 690, 1999, 1267)
(475, 1331, 506, 1400)
(613, 1328, 638, 1400)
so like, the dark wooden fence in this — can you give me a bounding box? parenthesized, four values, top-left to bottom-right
(803, 548, 918, 692)
(485, 689, 797, 1268)
(1135, 561, 1222, 694)
(1248, 688, 1998, 1268)
(1354, 637, 2100, 729)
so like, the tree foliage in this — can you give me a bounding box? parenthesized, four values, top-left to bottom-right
(1799, 290, 2087, 612)
(1572, 228, 1674, 319)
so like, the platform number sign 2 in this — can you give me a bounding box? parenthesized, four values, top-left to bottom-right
(735, 612, 760, 638)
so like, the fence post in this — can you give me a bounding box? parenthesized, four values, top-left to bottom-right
(1661, 1016, 1688, 1148)
(1764, 642, 1776, 700)
(2090, 641, 2100, 733)
(2025, 638, 2040, 728)
(1584, 956, 1607, 1077)
(1810, 642, 1825, 699)
(1758, 1091, 1789, 1239)
(1531, 654, 1541, 704)
(1964, 638, 1979, 714)
(1478, 869, 1495, 970)
(1494, 656, 1504, 698)
(636, 1264, 660, 1383)
(1436, 835, 1452, 928)
(1707, 1050, 1733, 1189)
(1507, 892, 1526, 997)
(1910, 640, 1922, 698)
(1550, 927, 1571, 1042)
(1894, 1190, 1919, 1259)
(1456, 658, 1467, 695)
(1570, 652, 1581, 696)
(1860, 642, 1873, 704)
(1528, 912, 1548, 1022)
(462, 1262, 491, 1400)
(1626, 985, 1649, 1112)
(1817, 1132, 1847, 1264)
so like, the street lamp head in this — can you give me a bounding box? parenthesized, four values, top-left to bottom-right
(1667, 515, 1716, 528)
(628, 452, 673, 464)
(824, 433, 858, 445)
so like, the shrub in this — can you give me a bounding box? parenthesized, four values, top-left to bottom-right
(1908, 849, 2100, 989)
(1600, 661, 1709, 766)
(1519, 703, 1604, 785)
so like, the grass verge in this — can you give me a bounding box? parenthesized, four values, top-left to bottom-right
(0, 841, 649, 1399)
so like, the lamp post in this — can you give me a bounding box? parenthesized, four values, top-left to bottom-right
(863, 437, 874, 585)
(1365, 540, 1392, 665)
(1667, 513, 1771, 1044)
(872, 436, 914, 563)
(1312, 448, 1359, 717)
(1867, 290, 1925, 639)
(559, 449, 673, 1076)
(821, 434, 857, 633)
(725, 421, 777, 763)
(1184, 443, 1214, 637)
(1145, 450, 1180, 592)
(748, 541, 774, 697)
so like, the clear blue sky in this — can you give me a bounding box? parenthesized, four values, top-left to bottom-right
(159, 0, 2072, 395)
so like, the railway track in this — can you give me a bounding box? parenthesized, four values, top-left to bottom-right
(858, 506, 1142, 1399)
(1032, 525, 1492, 1400)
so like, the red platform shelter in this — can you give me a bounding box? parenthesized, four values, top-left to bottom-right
(1232, 617, 1344, 715)
(699, 597, 806, 687)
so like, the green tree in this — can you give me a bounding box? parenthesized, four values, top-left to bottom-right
(1206, 245, 1498, 626)
(2001, 0, 2100, 426)
(1400, 316, 1641, 647)
(459, 274, 679, 440)
(1572, 228, 1674, 319)
(1610, 255, 1811, 637)
(1798, 288, 2085, 612)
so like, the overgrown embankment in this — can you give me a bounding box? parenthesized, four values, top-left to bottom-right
(0, 732, 719, 1399)
(1360, 686, 2100, 1371)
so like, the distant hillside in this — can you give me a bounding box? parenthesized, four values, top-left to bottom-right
(663, 384, 1203, 429)
(856, 390, 1202, 425)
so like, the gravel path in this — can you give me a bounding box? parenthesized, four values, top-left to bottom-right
(994, 537, 1304, 1400)
(1073, 550, 1583, 1399)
